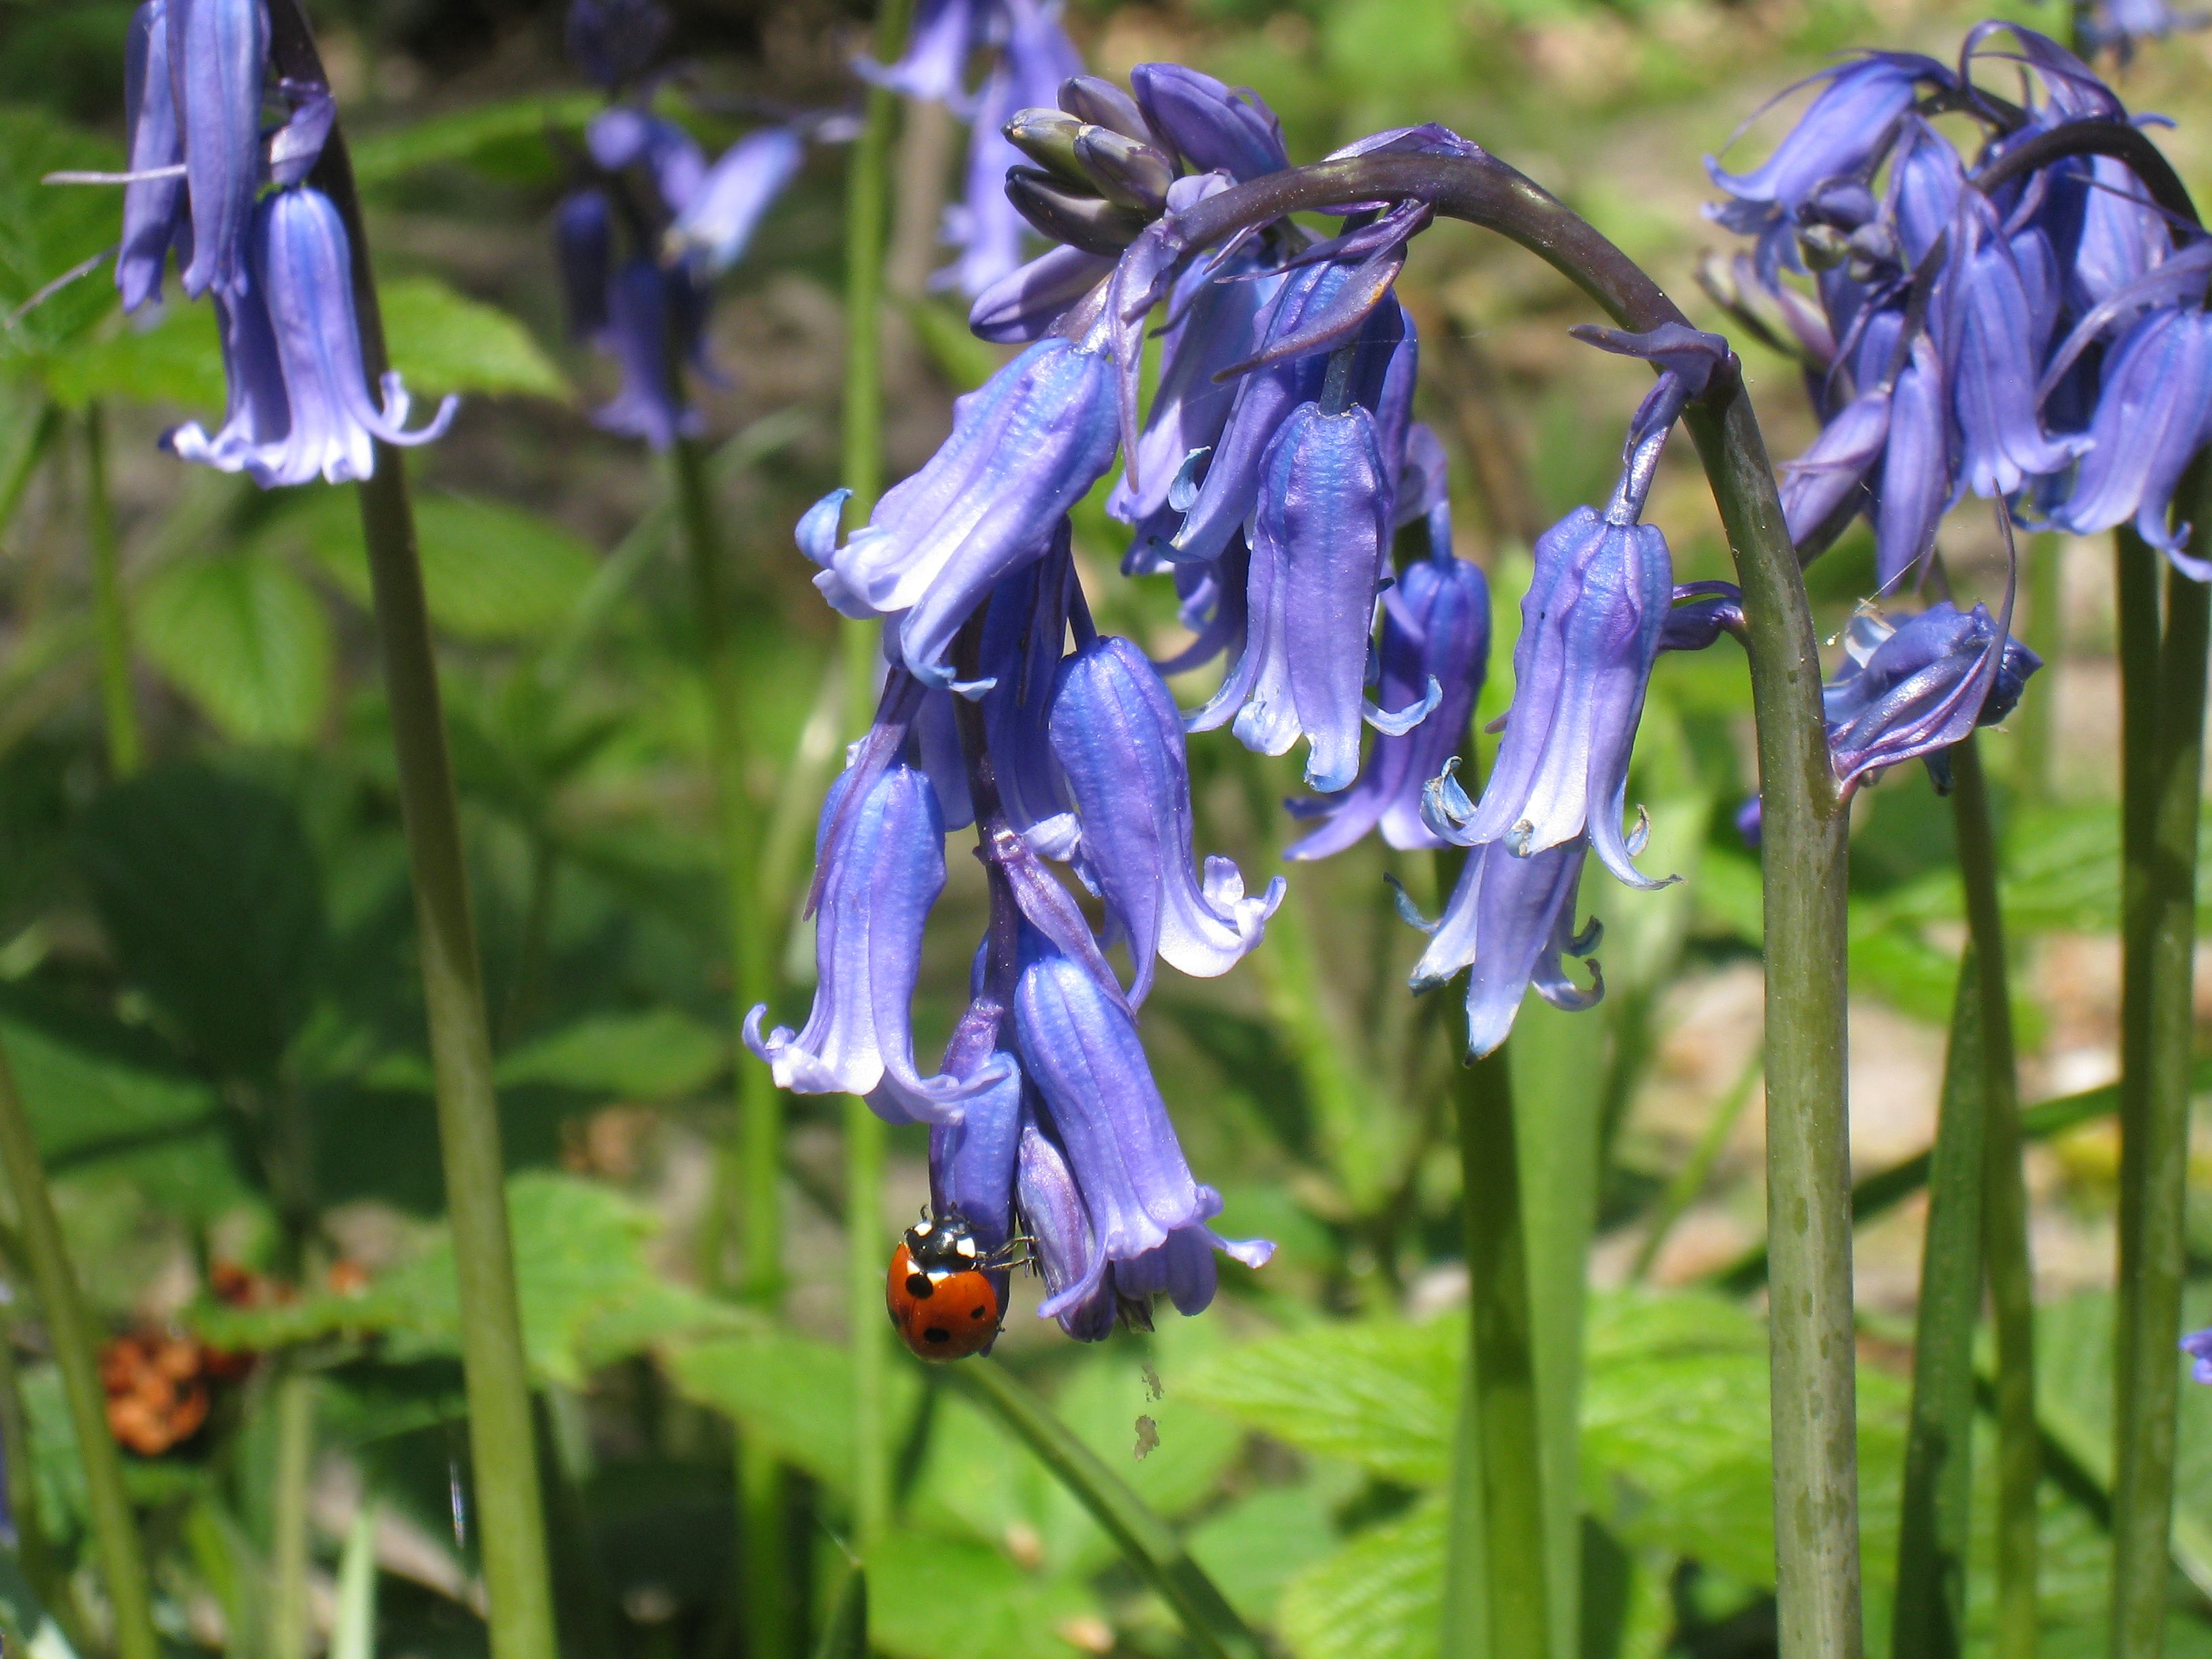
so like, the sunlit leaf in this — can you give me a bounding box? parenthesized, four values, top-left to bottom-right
(497, 1008, 726, 1099)
(380, 276, 566, 401)
(1277, 1496, 1444, 1659)
(136, 550, 333, 745)
(347, 94, 604, 190)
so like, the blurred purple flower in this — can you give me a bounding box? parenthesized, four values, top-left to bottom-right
(936, 0, 1082, 298)
(566, 0, 669, 91)
(667, 127, 805, 274)
(591, 259, 706, 451)
(2182, 1328, 2212, 1384)
(554, 188, 615, 342)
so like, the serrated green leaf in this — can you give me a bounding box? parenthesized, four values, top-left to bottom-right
(1277, 1497, 1444, 1659)
(1179, 1317, 1454, 1486)
(0, 108, 122, 368)
(75, 765, 326, 1078)
(497, 1008, 726, 1099)
(1184, 1483, 1340, 1624)
(380, 276, 565, 402)
(195, 1173, 742, 1385)
(136, 548, 333, 745)
(346, 93, 604, 190)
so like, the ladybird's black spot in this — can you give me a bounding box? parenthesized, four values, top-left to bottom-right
(906, 1273, 932, 1298)
(922, 1327, 951, 1345)
(971, 1305, 989, 1319)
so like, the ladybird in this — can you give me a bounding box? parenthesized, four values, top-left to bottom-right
(886, 1208, 1019, 1362)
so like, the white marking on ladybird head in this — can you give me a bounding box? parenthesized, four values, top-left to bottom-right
(956, 1235, 977, 1258)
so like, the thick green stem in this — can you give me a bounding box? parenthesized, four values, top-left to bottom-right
(1948, 735, 2039, 1659)
(0, 403, 59, 550)
(261, 13, 560, 1645)
(0, 1292, 89, 1652)
(1892, 950, 1988, 1659)
(954, 1361, 1267, 1659)
(838, 0, 912, 1576)
(0, 1036, 159, 1659)
(1683, 393, 1860, 1659)
(1445, 1042, 1551, 1659)
(82, 406, 140, 778)
(2017, 535, 2062, 799)
(2111, 516, 2211, 1659)
(269, 1366, 316, 1659)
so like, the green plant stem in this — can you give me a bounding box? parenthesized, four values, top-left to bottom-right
(1892, 951, 1988, 1659)
(270, 1366, 316, 1659)
(2018, 534, 2062, 799)
(1683, 392, 1861, 1659)
(954, 1361, 1267, 1659)
(1948, 733, 2039, 1659)
(0, 402, 59, 549)
(0, 1035, 159, 1659)
(838, 0, 912, 1578)
(82, 405, 140, 777)
(1443, 1036, 1551, 1659)
(2111, 512, 2211, 1659)
(264, 16, 560, 1647)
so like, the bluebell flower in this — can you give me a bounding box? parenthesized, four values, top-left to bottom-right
(554, 188, 615, 343)
(171, 0, 270, 299)
(2083, 0, 2209, 60)
(666, 127, 805, 274)
(745, 759, 990, 1122)
(1286, 546, 1490, 860)
(590, 259, 705, 451)
(586, 106, 706, 217)
(1127, 64, 1288, 182)
(118, 0, 186, 313)
(167, 188, 456, 486)
(969, 244, 1118, 344)
(2051, 305, 2212, 573)
(566, 0, 669, 92)
(1400, 833, 1601, 1059)
(1447, 490, 1673, 888)
(1012, 947, 1271, 1334)
(927, 1061, 1026, 1265)
(1050, 635, 1283, 1002)
(857, 0, 998, 108)
(2182, 1328, 2212, 1385)
(1824, 598, 2041, 794)
(1952, 205, 2088, 498)
(800, 329, 1119, 687)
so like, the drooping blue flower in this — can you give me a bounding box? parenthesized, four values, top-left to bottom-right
(2051, 304, 2212, 575)
(1012, 947, 1271, 1334)
(1049, 635, 1283, 1002)
(554, 188, 615, 342)
(745, 759, 989, 1122)
(167, 188, 457, 486)
(800, 329, 1119, 687)
(1824, 598, 2041, 794)
(1192, 397, 1438, 792)
(1286, 546, 1490, 860)
(927, 1060, 1026, 1265)
(2083, 0, 2209, 60)
(857, 0, 998, 108)
(171, 0, 270, 299)
(118, 0, 185, 313)
(969, 244, 1118, 344)
(590, 258, 705, 451)
(163, 283, 290, 474)
(1448, 495, 1673, 888)
(665, 126, 805, 274)
(1400, 831, 1601, 1059)
(586, 106, 707, 217)
(1952, 205, 2088, 498)
(2182, 1327, 2212, 1385)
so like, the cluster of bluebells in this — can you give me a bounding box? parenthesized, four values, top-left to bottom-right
(859, 0, 1083, 298)
(102, 0, 454, 485)
(1707, 25, 2211, 584)
(554, 0, 821, 448)
(750, 62, 1755, 1340)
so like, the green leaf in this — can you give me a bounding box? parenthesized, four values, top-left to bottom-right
(380, 276, 566, 402)
(136, 548, 333, 745)
(38, 302, 225, 413)
(667, 1327, 921, 1496)
(868, 1532, 1094, 1659)
(1277, 1497, 1445, 1659)
(810, 1563, 867, 1659)
(1184, 1483, 1341, 1624)
(75, 764, 327, 1078)
(346, 93, 605, 190)
(0, 108, 121, 367)
(497, 1009, 726, 1099)
(196, 1173, 743, 1385)
(1179, 1317, 1455, 1486)
(270, 489, 600, 644)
